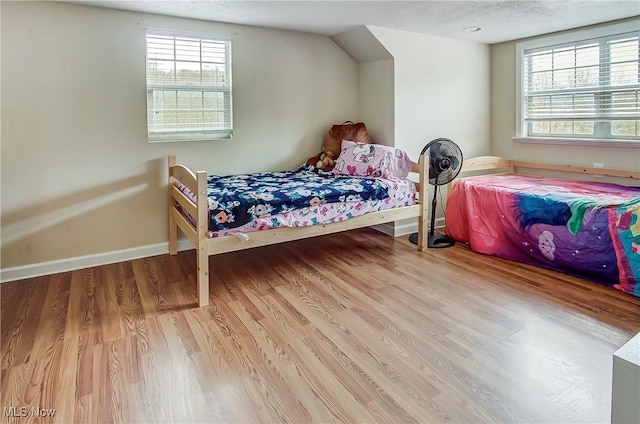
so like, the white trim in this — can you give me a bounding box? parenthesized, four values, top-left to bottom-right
(0, 218, 441, 283)
(0, 239, 194, 283)
(145, 29, 233, 143)
(394, 220, 418, 236)
(389, 217, 446, 237)
(517, 20, 639, 53)
(346, 218, 447, 237)
(516, 42, 525, 139)
(147, 28, 231, 42)
(515, 19, 640, 141)
(371, 223, 395, 236)
(513, 136, 640, 148)
(148, 132, 233, 143)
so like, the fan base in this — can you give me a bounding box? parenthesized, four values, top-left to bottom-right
(408, 231, 456, 248)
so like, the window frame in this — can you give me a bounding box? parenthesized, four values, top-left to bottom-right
(514, 20, 639, 147)
(146, 29, 233, 143)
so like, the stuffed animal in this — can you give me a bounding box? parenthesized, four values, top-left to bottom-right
(306, 121, 371, 172)
(316, 151, 335, 171)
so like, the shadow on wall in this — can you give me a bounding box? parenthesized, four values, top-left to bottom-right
(1, 159, 166, 268)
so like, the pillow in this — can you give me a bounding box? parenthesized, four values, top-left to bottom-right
(324, 121, 370, 159)
(306, 121, 371, 170)
(334, 140, 412, 179)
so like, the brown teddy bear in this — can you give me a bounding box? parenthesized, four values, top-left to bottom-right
(316, 151, 335, 171)
(306, 121, 371, 172)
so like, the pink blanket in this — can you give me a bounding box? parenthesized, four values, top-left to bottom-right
(446, 174, 640, 297)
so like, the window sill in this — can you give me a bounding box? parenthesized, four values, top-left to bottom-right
(512, 137, 640, 148)
(148, 134, 233, 143)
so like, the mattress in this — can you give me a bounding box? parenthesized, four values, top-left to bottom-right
(177, 164, 417, 238)
(445, 174, 640, 297)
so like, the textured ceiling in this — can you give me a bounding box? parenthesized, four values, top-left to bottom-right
(66, 1, 640, 44)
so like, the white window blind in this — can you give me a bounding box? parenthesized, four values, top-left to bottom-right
(522, 29, 639, 141)
(146, 30, 232, 142)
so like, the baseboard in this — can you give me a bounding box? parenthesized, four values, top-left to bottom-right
(392, 217, 445, 237)
(0, 239, 194, 283)
(371, 223, 395, 236)
(0, 219, 447, 283)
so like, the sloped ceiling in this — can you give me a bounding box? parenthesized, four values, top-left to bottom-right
(331, 27, 392, 63)
(64, 1, 640, 44)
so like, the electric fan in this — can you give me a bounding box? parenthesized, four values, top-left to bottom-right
(409, 138, 463, 248)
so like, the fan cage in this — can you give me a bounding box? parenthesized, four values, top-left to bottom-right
(421, 138, 463, 186)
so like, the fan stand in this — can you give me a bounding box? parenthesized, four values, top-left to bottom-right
(408, 183, 456, 248)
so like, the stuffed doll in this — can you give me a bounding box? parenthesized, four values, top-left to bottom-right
(306, 121, 371, 172)
(316, 151, 335, 171)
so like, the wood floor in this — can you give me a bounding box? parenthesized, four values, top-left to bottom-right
(2, 228, 639, 424)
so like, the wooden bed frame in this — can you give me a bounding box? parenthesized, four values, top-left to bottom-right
(168, 155, 430, 307)
(449, 156, 640, 226)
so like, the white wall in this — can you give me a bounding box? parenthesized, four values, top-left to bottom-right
(491, 19, 640, 171)
(369, 26, 491, 161)
(358, 59, 395, 146)
(1, 1, 358, 268)
(367, 26, 491, 229)
(330, 25, 490, 232)
(332, 27, 395, 146)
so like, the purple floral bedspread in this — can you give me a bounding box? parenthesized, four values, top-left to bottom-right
(446, 175, 640, 297)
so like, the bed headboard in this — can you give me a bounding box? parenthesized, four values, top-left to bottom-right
(456, 156, 639, 183)
(512, 160, 640, 181)
(416, 155, 639, 203)
(459, 156, 515, 176)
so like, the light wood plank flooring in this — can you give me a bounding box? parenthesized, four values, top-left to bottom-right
(2, 228, 639, 423)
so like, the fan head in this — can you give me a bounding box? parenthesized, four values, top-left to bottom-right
(420, 138, 463, 185)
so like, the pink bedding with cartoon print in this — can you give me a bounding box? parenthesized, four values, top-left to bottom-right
(445, 174, 640, 297)
(176, 171, 417, 238)
(211, 178, 416, 238)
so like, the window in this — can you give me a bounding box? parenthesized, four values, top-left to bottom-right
(146, 30, 232, 142)
(516, 21, 639, 145)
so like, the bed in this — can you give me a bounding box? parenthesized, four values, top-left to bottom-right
(168, 152, 430, 307)
(445, 156, 640, 297)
